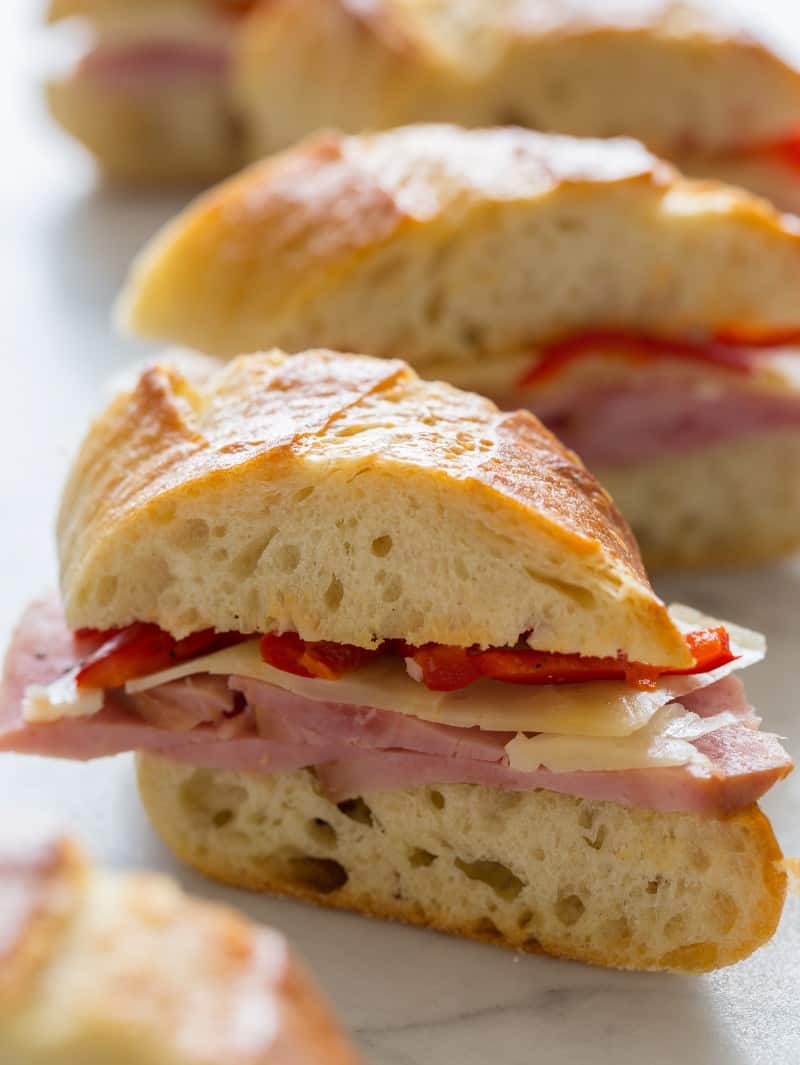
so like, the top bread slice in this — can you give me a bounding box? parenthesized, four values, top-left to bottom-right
(232, 0, 800, 163)
(56, 349, 690, 666)
(121, 126, 800, 369)
(0, 822, 361, 1064)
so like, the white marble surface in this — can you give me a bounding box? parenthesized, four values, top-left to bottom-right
(2, 2, 800, 1061)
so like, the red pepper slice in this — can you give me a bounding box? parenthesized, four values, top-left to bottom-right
(259, 632, 383, 680)
(74, 620, 735, 694)
(518, 328, 800, 389)
(75, 625, 243, 690)
(737, 129, 800, 174)
(406, 626, 735, 692)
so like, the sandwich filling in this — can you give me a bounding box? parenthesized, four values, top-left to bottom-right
(1, 595, 791, 815)
(476, 328, 800, 468)
(54, 3, 253, 94)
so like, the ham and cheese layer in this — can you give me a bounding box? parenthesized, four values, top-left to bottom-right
(514, 335, 800, 469)
(1, 597, 791, 815)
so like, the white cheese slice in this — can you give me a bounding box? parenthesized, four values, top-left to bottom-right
(504, 705, 739, 774)
(23, 670, 103, 724)
(121, 605, 763, 738)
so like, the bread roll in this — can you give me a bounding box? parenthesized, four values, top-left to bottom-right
(47, 0, 800, 209)
(121, 126, 800, 364)
(0, 822, 362, 1064)
(137, 755, 787, 974)
(56, 348, 690, 665)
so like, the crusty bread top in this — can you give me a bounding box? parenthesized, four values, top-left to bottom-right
(232, 0, 800, 162)
(121, 125, 800, 365)
(57, 350, 690, 665)
(0, 823, 361, 1065)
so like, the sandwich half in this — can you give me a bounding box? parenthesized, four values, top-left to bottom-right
(0, 821, 362, 1064)
(46, 0, 251, 184)
(48, 0, 800, 207)
(0, 350, 792, 972)
(121, 126, 800, 568)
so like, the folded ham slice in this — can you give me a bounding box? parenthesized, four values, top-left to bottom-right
(0, 597, 791, 815)
(530, 377, 800, 467)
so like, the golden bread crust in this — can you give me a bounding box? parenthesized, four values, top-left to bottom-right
(0, 823, 362, 1064)
(57, 350, 690, 663)
(121, 125, 800, 365)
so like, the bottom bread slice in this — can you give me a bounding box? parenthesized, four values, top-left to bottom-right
(137, 755, 786, 973)
(596, 429, 800, 570)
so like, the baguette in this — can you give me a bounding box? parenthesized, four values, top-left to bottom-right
(47, 0, 800, 209)
(0, 822, 362, 1064)
(1, 349, 791, 975)
(120, 127, 800, 569)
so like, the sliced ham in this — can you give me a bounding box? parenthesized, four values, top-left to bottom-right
(232, 677, 513, 762)
(314, 726, 791, 814)
(530, 379, 800, 466)
(77, 42, 230, 90)
(0, 597, 791, 815)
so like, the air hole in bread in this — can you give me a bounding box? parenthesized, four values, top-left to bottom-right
(691, 848, 711, 873)
(213, 548, 229, 562)
(276, 545, 300, 573)
(583, 825, 606, 851)
(288, 857, 348, 894)
(554, 893, 585, 927)
(171, 519, 210, 551)
(178, 771, 247, 825)
(294, 487, 315, 502)
(578, 807, 595, 830)
(307, 819, 337, 848)
(337, 798, 373, 826)
(213, 524, 227, 538)
(382, 576, 402, 603)
(472, 917, 502, 940)
(409, 848, 437, 868)
(454, 557, 469, 580)
(231, 529, 277, 580)
(371, 535, 393, 558)
(424, 287, 445, 325)
(96, 575, 118, 607)
(712, 892, 739, 935)
(647, 878, 661, 895)
(604, 916, 631, 945)
(523, 935, 543, 952)
(664, 912, 687, 939)
(429, 790, 445, 810)
(455, 859, 524, 902)
(525, 569, 595, 609)
(517, 908, 533, 929)
(460, 323, 485, 351)
(324, 576, 344, 611)
(212, 809, 234, 828)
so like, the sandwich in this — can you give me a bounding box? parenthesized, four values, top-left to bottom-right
(48, 0, 800, 209)
(0, 820, 362, 1064)
(120, 125, 800, 569)
(46, 0, 251, 184)
(0, 349, 792, 972)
